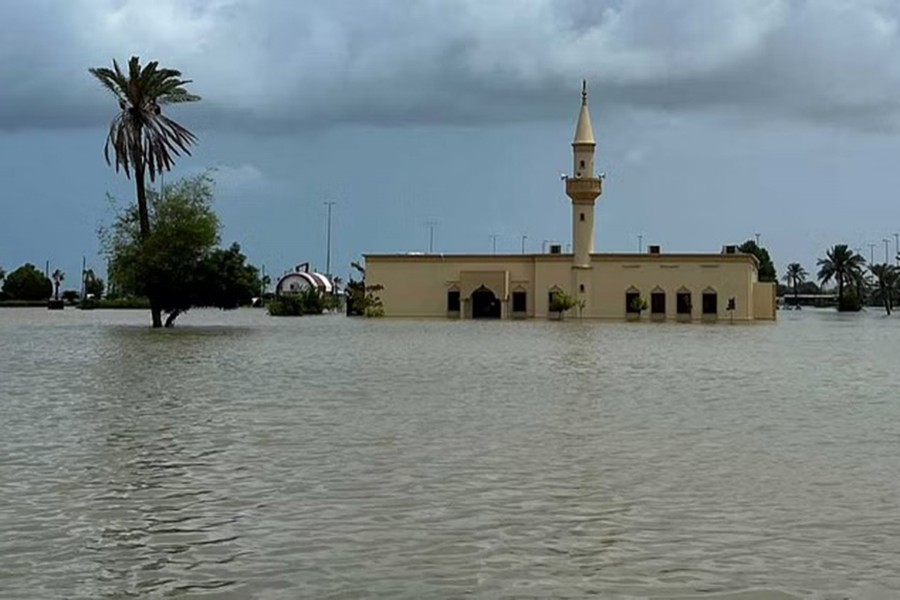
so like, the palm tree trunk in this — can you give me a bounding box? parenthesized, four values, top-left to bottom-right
(793, 276, 799, 308)
(133, 146, 163, 329)
(837, 277, 844, 311)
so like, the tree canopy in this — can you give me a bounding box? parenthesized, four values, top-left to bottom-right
(1, 264, 52, 301)
(737, 240, 776, 282)
(101, 174, 261, 326)
(817, 244, 866, 311)
(90, 56, 200, 327)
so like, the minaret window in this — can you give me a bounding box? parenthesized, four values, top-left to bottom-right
(580, 213, 585, 222)
(580, 160, 585, 169)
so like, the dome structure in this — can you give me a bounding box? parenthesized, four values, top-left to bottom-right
(275, 263, 335, 296)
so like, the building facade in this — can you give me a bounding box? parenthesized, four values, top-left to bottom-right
(365, 83, 776, 322)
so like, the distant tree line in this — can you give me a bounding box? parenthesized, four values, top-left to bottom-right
(780, 244, 899, 314)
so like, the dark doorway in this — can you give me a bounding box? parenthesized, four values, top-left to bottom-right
(471, 286, 501, 319)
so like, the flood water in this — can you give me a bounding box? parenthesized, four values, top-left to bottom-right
(1, 307, 899, 599)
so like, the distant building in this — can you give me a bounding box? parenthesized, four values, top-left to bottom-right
(365, 83, 776, 322)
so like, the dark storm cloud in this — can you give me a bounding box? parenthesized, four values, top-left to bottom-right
(3, 0, 900, 131)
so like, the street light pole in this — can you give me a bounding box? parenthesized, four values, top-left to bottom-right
(894, 233, 899, 266)
(521, 234, 527, 254)
(490, 234, 499, 254)
(637, 234, 643, 253)
(884, 239, 891, 264)
(323, 201, 336, 276)
(426, 221, 437, 253)
(755, 232, 761, 246)
(868, 243, 876, 265)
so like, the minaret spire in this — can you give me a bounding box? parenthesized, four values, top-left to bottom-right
(573, 81, 595, 146)
(565, 80, 603, 309)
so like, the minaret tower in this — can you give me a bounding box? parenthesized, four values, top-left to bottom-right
(565, 81, 603, 305)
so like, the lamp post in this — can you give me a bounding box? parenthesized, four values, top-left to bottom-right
(323, 201, 336, 276)
(426, 221, 437, 253)
(894, 233, 899, 266)
(868, 243, 876, 265)
(637, 234, 643, 253)
(884, 239, 891, 264)
(755, 232, 761, 246)
(521, 234, 527, 254)
(490, 234, 499, 254)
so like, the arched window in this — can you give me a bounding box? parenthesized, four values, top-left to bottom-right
(676, 287, 692, 315)
(625, 286, 641, 314)
(447, 286, 461, 313)
(512, 286, 527, 314)
(650, 286, 666, 315)
(702, 287, 718, 315)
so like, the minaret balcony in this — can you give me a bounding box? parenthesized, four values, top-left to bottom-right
(565, 177, 602, 199)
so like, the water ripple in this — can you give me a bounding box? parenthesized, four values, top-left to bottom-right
(2, 308, 900, 598)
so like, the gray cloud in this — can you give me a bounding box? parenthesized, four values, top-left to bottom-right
(3, 0, 900, 131)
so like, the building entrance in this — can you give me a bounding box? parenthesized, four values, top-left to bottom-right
(471, 286, 501, 319)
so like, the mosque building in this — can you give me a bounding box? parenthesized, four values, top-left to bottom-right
(364, 83, 777, 322)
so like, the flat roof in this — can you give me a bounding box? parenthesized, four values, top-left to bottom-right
(364, 252, 758, 265)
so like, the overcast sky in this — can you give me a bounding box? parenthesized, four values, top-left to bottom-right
(3, 0, 900, 285)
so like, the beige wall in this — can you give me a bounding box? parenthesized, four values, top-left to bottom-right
(753, 282, 777, 320)
(365, 253, 769, 322)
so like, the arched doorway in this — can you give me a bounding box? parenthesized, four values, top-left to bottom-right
(471, 285, 501, 319)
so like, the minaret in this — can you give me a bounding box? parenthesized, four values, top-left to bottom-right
(565, 81, 603, 306)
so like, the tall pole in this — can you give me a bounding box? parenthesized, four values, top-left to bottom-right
(426, 221, 437, 253)
(868, 243, 876, 265)
(80, 256, 86, 300)
(755, 232, 761, 246)
(490, 234, 499, 255)
(884, 239, 890, 264)
(894, 233, 899, 266)
(637, 234, 643, 253)
(323, 201, 336, 276)
(521, 234, 527, 254)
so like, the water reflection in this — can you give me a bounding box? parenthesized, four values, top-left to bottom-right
(1, 308, 900, 598)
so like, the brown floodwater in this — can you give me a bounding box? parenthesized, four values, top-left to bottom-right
(1, 307, 898, 599)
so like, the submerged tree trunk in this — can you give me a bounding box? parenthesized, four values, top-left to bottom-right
(164, 309, 180, 328)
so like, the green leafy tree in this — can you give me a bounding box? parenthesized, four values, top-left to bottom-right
(0, 266, 5, 283)
(1, 264, 52, 300)
(84, 269, 105, 298)
(869, 264, 898, 315)
(738, 240, 777, 282)
(90, 56, 200, 327)
(782, 262, 808, 307)
(101, 174, 260, 327)
(346, 260, 385, 317)
(817, 244, 866, 311)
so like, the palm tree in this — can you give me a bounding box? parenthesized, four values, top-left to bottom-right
(89, 56, 200, 327)
(869, 264, 898, 315)
(51, 269, 64, 301)
(817, 244, 866, 311)
(782, 262, 808, 308)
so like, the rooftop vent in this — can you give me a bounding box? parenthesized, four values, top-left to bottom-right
(723, 245, 738, 254)
(648, 245, 661, 255)
(549, 244, 562, 255)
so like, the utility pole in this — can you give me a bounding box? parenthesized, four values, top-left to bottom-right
(80, 256, 86, 300)
(323, 201, 336, 276)
(490, 234, 499, 254)
(884, 239, 891, 264)
(868, 243, 876, 265)
(426, 221, 437, 254)
(521, 234, 527, 254)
